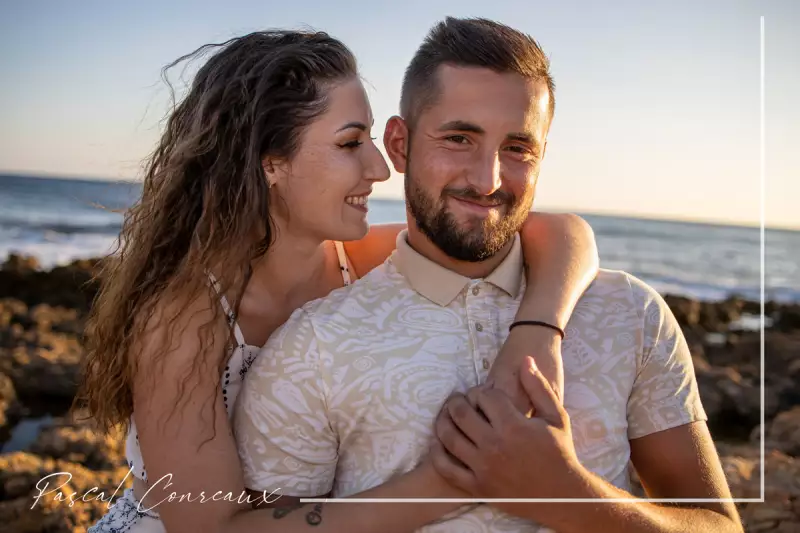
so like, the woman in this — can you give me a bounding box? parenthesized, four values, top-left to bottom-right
(81, 30, 598, 532)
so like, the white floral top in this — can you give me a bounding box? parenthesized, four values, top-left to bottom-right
(124, 241, 352, 483)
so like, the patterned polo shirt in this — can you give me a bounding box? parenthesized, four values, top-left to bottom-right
(233, 230, 707, 532)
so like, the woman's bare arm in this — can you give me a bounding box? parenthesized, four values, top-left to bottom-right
(133, 292, 464, 533)
(344, 223, 406, 278)
(488, 212, 598, 406)
(226, 465, 464, 533)
(345, 212, 600, 404)
(517, 212, 599, 333)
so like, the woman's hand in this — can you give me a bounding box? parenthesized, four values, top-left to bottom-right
(486, 326, 562, 414)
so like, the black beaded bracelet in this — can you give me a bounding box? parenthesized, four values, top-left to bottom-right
(509, 320, 565, 340)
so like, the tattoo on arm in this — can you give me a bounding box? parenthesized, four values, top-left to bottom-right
(305, 503, 324, 526)
(272, 502, 305, 519)
(271, 502, 325, 526)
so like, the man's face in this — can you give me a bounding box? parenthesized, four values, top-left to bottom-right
(387, 65, 551, 261)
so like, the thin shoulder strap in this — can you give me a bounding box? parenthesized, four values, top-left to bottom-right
(206, 271, 246, 346)
(333, 241, 352, 286)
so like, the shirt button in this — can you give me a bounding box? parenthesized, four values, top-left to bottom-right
(475, 322, 483, 332)
(482, 359, 490, 370)
(472, 286, 480, 296)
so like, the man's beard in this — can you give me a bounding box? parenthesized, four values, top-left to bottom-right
(405, 162, 534, 263)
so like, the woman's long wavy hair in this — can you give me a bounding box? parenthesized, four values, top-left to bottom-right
(77, 30, 358, 432)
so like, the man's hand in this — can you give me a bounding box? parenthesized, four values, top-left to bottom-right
(432, 356, 585, 499)
(433, 358, 744, 533)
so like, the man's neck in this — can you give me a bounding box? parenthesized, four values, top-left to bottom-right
(405, 219, 514, 279)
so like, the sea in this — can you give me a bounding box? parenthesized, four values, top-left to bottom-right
(1, 173, 798, 303)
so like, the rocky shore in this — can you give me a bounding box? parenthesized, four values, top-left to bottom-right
(1, 254, 798, 532)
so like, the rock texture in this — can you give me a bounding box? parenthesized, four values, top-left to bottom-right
(1, 256, 798, 532)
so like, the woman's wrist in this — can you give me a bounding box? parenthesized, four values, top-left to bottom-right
(514, 297, 568, 332)
(414, 460, 466, 499)
(508, 322, 563, 348)
(495, 324, 564, 402)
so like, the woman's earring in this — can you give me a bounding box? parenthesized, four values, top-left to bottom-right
(263, 160, 276, 188)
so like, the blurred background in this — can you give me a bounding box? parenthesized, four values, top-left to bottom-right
(0, 2, 799, 532)
(1, 0, 798, 300)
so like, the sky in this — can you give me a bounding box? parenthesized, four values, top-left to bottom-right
(0, 1, 798, 229)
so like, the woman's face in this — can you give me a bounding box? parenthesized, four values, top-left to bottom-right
(266, 77, 390, 242)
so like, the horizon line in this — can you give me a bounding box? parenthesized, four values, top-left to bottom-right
(1, 170, 797, 232)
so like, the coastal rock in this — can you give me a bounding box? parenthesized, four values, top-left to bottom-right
(30, 411, 126, 471)
(723, 449, 800, 532)
(664, 294, 800, 336)
(775, 304, 800, 332)
(700, 331, 800, 421)
(663, 295, 745, 333)
(712, 442, 800, 531)
(0, 451, 131, 532)
(0, 256, 99, 313)
(664, 295, 701, 327)
(0, 330, 84, 401)
(695, 366, 765, 440)
(0, 299, 29, 327)
(30, 304, 83, 336)
(0, 299, 87, 412)
(700, 297, 744, 332)
(635, 442, 800, 531)
(1, 257, 798, 532)
(0, 299, 29, 350)
(0, 372, 21, 430)
(758, 407, 800, 457)
(704, 331, 799, 373)
(2, 254, 40, 274)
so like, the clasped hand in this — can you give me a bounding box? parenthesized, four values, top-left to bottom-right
(431, 357, 586, 500)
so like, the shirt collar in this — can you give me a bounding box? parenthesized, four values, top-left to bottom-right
(392, 229, 523, 307)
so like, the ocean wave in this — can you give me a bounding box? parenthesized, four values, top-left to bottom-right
(641, 276, 800, 304)
(0, 217, 123, 235)
(0, 232, 119, 268)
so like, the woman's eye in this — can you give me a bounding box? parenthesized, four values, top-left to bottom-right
(340, 140, 364, 149)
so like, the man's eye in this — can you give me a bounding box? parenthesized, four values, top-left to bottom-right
(446, 135, 469, 144)
(506, 145, 528, 154)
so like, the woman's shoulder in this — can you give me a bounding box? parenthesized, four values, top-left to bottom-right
(341, 223, 406, 277)
(134, 285, 230, 373)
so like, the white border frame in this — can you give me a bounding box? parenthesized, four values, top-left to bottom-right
(302, 15, 767, 505)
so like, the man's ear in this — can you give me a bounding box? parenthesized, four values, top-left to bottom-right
(383, 116, 410, 174)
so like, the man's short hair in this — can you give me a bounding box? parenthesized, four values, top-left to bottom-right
(400, 17, 555, 127)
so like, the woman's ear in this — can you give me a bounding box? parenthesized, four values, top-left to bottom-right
(262, 157, 288, 188)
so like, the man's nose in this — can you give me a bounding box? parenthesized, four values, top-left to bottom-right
(468, 152, 502, 196)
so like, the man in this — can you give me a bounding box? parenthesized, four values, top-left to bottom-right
(233, 17, 742, 532)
